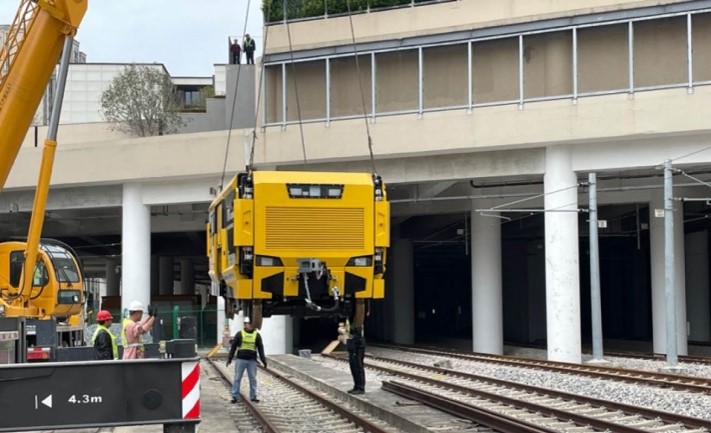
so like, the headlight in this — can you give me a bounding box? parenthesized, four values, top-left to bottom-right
(346, 256, 372, 267)
(255, 255, 284, 266)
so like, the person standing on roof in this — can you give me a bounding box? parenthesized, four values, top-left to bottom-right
(226, 316, 267, 403)
(230, 38, 241, 64)
(92, 310, 117, 360)
(243, 34, 256, 65)
(121, 300, 157, 360)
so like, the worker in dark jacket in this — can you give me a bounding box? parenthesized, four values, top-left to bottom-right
(92, 310, 117, 360)
(226, 316, 267, 403)
(346, 321, 366, 394)
(229, 38, 241, 64)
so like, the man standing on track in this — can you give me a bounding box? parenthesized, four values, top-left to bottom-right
(226, 316, 267, 403)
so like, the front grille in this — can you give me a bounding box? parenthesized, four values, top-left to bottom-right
(265, 207, 365, 250)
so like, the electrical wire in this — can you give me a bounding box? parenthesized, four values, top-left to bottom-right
(346, 0, 378, 175)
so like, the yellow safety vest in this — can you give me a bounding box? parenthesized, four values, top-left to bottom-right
(345, 319, 364, 337)
(122, 317, 144, 349)
(240, 329, 257, 351)
(91, 324, 118, 359)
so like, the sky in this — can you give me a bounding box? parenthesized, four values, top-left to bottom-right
(0, 0, 264, 76)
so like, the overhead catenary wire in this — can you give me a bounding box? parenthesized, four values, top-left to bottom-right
(220, 0, 254, 190)
(346, 0, 378, 176)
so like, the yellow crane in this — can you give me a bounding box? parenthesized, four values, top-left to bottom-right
(0, 0, 88, 359)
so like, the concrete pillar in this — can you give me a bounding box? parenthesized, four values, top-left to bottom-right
(150, 255, 159, 296)
(650, 191, 688, 355)
(391, 229, 415, 345)
(471, 199, 503, 355)
(121, 183, 151, 316)
(685, 231, 710, 342)
(260, 316, 290, 355)
(158, 256, 174, 296)
(105, 259, 120, 297)
(178, 259, 195, 296)
(543, 145, 581, 363)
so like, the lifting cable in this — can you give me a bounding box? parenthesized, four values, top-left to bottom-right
(219, 0, 254, 189)
(346, 0, 378, 176)
(284, 6, 308, 164)
(247, 1, 273, 177)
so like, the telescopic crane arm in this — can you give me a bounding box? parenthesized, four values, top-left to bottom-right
(0, 0, 87, 316)
(0, 0, 88, 192)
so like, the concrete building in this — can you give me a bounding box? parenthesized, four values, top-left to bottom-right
(3, 0, 711, 362)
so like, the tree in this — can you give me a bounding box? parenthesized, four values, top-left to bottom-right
(100, 65, 185, 137)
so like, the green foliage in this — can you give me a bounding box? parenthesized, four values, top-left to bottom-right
(100, 65, 186, 137)
(262, 0, 417, 23)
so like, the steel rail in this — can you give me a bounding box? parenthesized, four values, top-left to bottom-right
(382, 381, 562, 433)
(206, 358, 281, 433)
(325, 353, 711, 432)
(374, 344, 711, 394)
(207, 357, 392, 433)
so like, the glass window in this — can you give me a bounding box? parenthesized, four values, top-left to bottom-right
(265, 65, 284, 123)
(376, 49, 418, 113)
(634, 17, 687, 88)
(523, 31, 573, 99)
(423, 44, 468, 109)
(472, 37, 519, 104)
(10, 251, 23, 287)
(286, 60, 327, 121)
(330, 55, 372, 118)
(578, 24, 629, 93)
(43, 244, 79, 284)
(693, 13, 711, 82)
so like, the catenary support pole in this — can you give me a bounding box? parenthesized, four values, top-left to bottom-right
(588, 173, 604, 361)
(664, 159, 678, 366)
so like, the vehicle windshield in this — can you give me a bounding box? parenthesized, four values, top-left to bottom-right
(41, 244, 81, 283)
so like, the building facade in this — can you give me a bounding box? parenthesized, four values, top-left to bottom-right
(4, 0, 711, 361)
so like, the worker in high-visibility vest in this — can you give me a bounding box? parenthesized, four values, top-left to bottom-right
(226, 316, 267, 403)
(92, 310, 117, 360)
(121, 300, 157, 359)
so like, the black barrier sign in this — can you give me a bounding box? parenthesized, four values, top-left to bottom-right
(0, 359, 197, 431)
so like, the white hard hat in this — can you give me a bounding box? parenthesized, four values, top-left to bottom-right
(128, 300, 144, 312)
(243, 317, 251, 324)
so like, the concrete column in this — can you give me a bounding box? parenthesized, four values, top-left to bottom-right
(121, 183, 151, 316)
(471, 199, 503, 355)
(650, 191, 688, 355)
(544, 145, 581, 363)
(260, 316, 290, 355)
(685, 231, 710, 342)
(150, 255, 159, 296)
(105, 259, 120, 297)
(391, 229, 415, 345)
(178, 259, 195, 296)
(158, 256, 174, 296)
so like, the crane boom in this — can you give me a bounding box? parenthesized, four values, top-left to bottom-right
(0, 0, 87, 192)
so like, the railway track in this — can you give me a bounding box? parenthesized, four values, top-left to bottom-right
(324, 353, 711, 433)
(508, 341, 711, 365)
(374, 344, 711, 394)
(205, 357, 398, 433)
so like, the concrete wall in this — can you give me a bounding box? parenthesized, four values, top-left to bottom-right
(265, 0, 689, 53)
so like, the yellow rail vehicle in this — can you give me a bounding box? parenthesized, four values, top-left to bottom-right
(208, 171, 389, 328)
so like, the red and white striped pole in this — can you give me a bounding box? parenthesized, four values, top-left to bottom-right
(181, 361, 200, 419)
